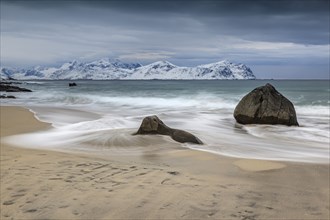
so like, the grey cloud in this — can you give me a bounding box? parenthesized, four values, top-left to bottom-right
(0, 0, 329, 78)
(9, 0, 327, 14)
(2, 0, 329, 44)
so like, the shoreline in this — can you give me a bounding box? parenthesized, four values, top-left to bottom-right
(2, 104, 328, 164)
(1, 106, 329, 219)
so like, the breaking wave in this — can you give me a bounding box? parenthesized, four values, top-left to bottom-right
(1, 80, 329, 163)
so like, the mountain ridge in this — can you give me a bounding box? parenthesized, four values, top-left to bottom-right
(1, 59, 256, 80)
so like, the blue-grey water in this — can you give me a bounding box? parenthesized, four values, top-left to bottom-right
(1, 80, 329, 163)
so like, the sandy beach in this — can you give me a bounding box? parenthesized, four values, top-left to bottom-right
(0, 106, 329, 219)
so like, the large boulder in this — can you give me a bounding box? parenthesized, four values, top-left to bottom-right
(234, 83, 299, 126)
(135, 115, 203, 144)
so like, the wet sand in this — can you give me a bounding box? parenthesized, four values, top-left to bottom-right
(0, 106, 329, 219)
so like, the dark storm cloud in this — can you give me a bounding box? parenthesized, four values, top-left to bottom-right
(1, 0, 329, 78)
(8, 0, 327, 14)
(97, 0, 330, 45)
(5, 0, 329, 44)
(3, 0, 329, 45)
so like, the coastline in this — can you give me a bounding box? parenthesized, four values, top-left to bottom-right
(1, 106, 329, 219)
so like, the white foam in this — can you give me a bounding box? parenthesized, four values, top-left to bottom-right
(3, 108, 329, 163)
(0, 88, 238, 110)
(24, 81, 46, 85)
(1, 81, 329, 163)
(296, 105, 330, 117)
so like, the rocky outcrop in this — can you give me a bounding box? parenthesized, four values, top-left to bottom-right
(234, 83, 298, 126)
(135, 115, 203, 144)
(0, 95, 16, 99)
(0, 82, 32, 92)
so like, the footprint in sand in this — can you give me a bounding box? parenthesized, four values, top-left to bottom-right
(24, 209, 37, 213)
(3, 200, 15, 205)
(161, 178, 171, 184)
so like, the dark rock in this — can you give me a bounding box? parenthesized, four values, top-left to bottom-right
(0, 82, 32, 92)
(234, 83, 298, 126)
(171, 129, 202, 144)
(1, 80, 21, 85)
(69, 82, 77, 87)
(0, 95, 16, 99)
(135, 115, 203, 144)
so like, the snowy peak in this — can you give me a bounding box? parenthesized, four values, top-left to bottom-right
(148, 60, 176, 67)
(2, 59, 256, 80)
(60, 60, 81, 70)
(109, 60, 142, 70)
(204, 59, 230, 65)
(131, 61, 177, 78)
(198, 60, 254, 79)
(87, 58, 141, 70)
(140, 61, 176, 70)
(199, 60, 231, 68)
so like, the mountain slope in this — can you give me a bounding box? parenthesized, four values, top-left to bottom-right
(1, 59, 256, 80)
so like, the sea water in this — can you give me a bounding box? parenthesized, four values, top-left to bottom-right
(1, 80, 329, 163)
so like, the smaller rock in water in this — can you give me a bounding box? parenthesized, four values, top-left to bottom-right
(234, 83, 298, 126)
(0, 95, 16, 99)
(69, 82, 77, 87)
(135, 115, 203, 144)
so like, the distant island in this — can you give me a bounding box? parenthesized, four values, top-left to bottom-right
(1, 59, 256, 80)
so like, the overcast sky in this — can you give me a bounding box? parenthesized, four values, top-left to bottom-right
(1, 0, 329, 79)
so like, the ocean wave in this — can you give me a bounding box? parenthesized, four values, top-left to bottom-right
(11, 91, 238, 110)
(2, 80, 329, 163)
(242, 123, 329, 143)
(295, 105, 329, 117)
(23, 81, 46, 85)
(3, 108, 329, 164)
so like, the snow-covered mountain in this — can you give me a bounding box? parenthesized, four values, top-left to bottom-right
(1, 68, 17, 80)
(1, 59, 256, 80)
